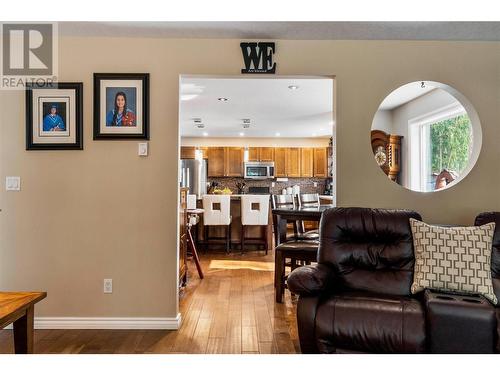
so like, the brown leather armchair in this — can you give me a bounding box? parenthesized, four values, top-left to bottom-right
(289, 207, 500, 354)
(474, 212, 500, 353)
(288, 207, 426, 353)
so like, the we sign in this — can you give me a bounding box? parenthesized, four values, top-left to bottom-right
(240, 42, 276, 74)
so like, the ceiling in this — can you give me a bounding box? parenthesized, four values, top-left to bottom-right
(59, 22, 500, 41)
(378, 82, 437, 110)
(179, 76, 334, 138)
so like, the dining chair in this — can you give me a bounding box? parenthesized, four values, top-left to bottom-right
(298, 193, 320, 208)
(272, 194, 300, 239)
(202, 195, 232, 253)
(240, 194, 270, 255)
(296, 193, 320, 240)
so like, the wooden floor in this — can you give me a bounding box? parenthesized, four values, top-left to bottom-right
(0, 250, 299, 354)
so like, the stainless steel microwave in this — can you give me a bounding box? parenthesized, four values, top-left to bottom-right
(244, 162, 275, 179)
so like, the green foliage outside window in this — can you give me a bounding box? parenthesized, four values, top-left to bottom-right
(430, 114, 472, 175)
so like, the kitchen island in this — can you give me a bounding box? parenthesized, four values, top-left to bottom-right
(194, 194, 273, 252)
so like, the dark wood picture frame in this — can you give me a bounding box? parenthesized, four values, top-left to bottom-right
(26, 82, 83, 150)
(93, 73, 150, 140)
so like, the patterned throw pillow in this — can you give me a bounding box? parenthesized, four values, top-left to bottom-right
(409, 218, 497, 305)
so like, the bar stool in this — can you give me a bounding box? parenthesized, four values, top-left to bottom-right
(202, 195, 232, 253)
(240, 194, 270, 255)
(187, 194, 197, 210)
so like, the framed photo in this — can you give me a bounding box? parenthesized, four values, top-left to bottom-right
(26, 82, 83, 150)
(93, 73, 149, 140)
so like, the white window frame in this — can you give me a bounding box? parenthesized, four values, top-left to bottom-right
(408, 103, 467, 192)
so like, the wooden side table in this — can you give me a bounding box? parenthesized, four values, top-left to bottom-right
(0, 292, 47, 354)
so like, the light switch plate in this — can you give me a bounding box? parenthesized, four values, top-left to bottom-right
(138, 142, 148, 156)
(6, 176, 20, 191)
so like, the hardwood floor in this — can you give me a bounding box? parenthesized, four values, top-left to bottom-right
(0, 250, 300, 354)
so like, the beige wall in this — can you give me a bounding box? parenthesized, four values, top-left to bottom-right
(1, 37, 499, 320)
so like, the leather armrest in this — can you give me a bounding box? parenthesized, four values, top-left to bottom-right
(287, 263, 336, 296)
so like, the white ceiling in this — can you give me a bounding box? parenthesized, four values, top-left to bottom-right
(59, 22, 500, 41)
(378, 82, 436, 110)
(179, 76, 334, 138)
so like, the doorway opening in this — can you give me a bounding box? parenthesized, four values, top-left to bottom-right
(174, 75, 336, 353)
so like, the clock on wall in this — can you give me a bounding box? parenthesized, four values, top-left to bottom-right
(371, 130, 402, 182)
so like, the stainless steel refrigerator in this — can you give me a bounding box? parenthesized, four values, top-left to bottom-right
(180, 159, 208, 198)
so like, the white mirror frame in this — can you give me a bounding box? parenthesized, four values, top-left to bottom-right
(375, 81, 482, 193)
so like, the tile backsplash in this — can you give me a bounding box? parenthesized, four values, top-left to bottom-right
(208, 177, 332, 195)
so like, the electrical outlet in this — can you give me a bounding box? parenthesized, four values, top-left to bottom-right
(271, 182, 275, 187)
(103, 279, 113, 294)
(313, 182, 318, 187)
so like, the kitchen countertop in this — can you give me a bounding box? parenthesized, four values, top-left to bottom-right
(319, 195, 334, 201)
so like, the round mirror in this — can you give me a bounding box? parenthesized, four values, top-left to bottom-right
(371, 81, 482, 192)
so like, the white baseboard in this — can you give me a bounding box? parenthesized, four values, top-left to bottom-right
(4, 314, 182, 330)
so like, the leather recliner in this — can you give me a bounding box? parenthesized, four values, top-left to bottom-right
(288, 207, 426, 353)
(474, 212, 500, 353)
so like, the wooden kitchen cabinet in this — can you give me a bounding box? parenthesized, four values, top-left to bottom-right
(300, 148, 314, 177)
(207, 147, 225, 177)
(181, 146, 196, 159)
(286, 148, 301, 177)
(247, 147, 260, 162)
(274, 148, 287, 177)
(225, 147, 244, 176)
(313, 147, 328, 177)
(259, 147, 275, 162)
(181, 146, 208, 159)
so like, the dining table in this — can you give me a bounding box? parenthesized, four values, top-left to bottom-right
(0, 291, 47, 354)
(272, 205, 334, 246)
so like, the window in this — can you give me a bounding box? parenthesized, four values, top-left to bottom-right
(409, 104, 472, 192)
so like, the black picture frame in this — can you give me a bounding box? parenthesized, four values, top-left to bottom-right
(93, 73, 150, 140)
(26, 82, 83, 150)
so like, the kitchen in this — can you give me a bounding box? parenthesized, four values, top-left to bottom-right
(179, 76, 335, 259)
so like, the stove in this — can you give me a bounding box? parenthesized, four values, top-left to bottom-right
(247, 186, 271, 195)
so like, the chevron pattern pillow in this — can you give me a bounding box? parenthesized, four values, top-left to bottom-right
(409, 218, 497, 305)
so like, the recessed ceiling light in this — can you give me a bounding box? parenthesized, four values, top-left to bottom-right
(275, 132, 281, 137)
(218, 97, 229, 102)
(239, 132, 245, 137)
(203, 132, 208, 137)
(288, 85, 299, 90)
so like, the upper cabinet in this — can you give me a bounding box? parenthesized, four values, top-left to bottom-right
(286, 148, 301, 177)
(181, 146, 207, 159)
(300, 148, 314, 177)
(207, 147, 244, 177)
(259, 147, 275, 162)
(247, 147, 260, 162)
(274, 148, 287, 177)
(247, 147, 275, 162)
(199, 145, 330, 178)
(207, 147, 225, 177)
(313, 147, 328, 177)
(180, 146, 196, 159)
(225, 147, 244, 176)
(274, 147, 301, 177)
